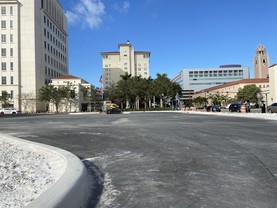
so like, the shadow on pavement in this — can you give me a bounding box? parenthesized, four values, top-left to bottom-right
(82, 159, 104, 208)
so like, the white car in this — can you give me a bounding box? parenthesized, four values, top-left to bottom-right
(0, 108, 18, 114)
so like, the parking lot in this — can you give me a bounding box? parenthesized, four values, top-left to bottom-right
(1, 112, 277, 208)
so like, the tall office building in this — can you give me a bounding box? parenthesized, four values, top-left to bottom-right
(0, 0, 68, 112)
(171, 65, 250, 105)
(254, 45, 270, 78)
(101, 41, 150, 88)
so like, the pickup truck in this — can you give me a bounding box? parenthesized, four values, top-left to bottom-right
(0, 108, 18, 114)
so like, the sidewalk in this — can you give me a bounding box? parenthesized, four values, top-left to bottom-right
(180, 110, 277, 120)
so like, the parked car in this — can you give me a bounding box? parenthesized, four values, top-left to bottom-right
(229, 103, 241, 112)
(106, 108, 122, 114)
(267, 103, 277, 113)
(206, 105, 221, 112)
(0, 108, 18, 114)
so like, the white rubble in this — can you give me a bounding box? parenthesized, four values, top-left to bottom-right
(0, 137, 66, 208)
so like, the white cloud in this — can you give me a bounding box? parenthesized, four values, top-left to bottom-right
(113, 1, 130, 13)
(122, 1, 131, 12)
(65, 0, 105, 29)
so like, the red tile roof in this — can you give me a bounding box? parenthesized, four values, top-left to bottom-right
(269, 63, 277, 68)
(195, 78, 269, 94)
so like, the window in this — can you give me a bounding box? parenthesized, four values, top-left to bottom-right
(10, 48, 13, 56)
(10, 20, 13, 29)
(1, 20, 6, 29)
(2, 76, 6, 85)
(10, 34, 13, 42)
(1, 34, 6, 43)
(10, 6, 13, 15)
(1, 48, 6, 56)
(1, 6, 6, 15)
(10, 62, 13, 70)
(2, 62, 6, 70)
(10, 76, 13, 84)
(10, 90, 13, 98)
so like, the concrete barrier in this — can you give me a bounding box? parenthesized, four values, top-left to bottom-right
(1, 134, 91, 208)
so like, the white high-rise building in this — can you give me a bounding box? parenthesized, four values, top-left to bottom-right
(171, 65, 250, 92)
(0, 0, 68, 112)
(101, 41, 151, 88)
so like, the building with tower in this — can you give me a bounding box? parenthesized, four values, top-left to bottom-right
(0, 0, 68, 112)
(101, 41, 151, 89)
(254, 45, 270, 78)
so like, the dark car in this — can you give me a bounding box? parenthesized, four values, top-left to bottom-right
(106, 108, 122, 114)
(206, 105, 221, 112)
(229, 103, 241, 112)
(267, 103, 277, 113)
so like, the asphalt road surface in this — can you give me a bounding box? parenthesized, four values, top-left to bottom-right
(1, 112, 277, 208)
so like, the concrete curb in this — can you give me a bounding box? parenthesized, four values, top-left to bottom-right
(1, 134, 90, 208)
(178, 110, 277, 120)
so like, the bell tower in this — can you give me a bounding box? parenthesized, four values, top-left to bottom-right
(254, 45, 270, 78)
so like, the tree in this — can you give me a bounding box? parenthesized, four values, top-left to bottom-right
(140, 77, 154, 109)
(39, 85, 67, 113)
(81, 86, 102, 111)
(62, 84, 76, 112)
(116, 74, 134, 108)
(236, 84, 261, 103)
(103, 73, 181, 110)
(0, 91, 12, 107)
(208, 93, 229, 105)
(154, 73, 176, 108)
(193, 96, 204, 107)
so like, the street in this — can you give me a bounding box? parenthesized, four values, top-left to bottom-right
(0, 112, 277, 208)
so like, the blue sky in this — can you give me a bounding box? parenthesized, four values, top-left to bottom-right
(59, 0, 277, 87)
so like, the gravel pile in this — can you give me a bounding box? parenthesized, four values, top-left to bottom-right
(0, 138, 65, 208)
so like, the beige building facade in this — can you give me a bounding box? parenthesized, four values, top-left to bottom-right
(101, 41, 150, 88)
(50, 75, 93, 113)
(254, 45, 270, 78)
(0, 0, 68, 112)
(269, 64, 277, 105)
(193, 78, 270, 106)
